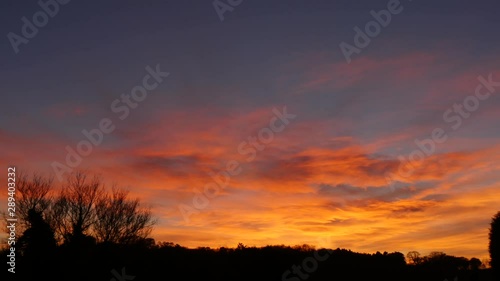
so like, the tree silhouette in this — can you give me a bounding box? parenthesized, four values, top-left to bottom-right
(407, 251, 422, 265)
(94, 187, 156, 244)
(17, 209, 56, 256)
(49, 172, 103, 245)
(16, 209, 57, 279)
(469, 257, 482, 270)
(16, 172, 53, 231)
(489, 211, 500, 278)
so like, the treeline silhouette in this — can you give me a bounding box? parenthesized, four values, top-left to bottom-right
(1, 172, 498, 281)
(2, 241, 494, 281)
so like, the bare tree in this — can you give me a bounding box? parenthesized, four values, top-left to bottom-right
(48, 195, 70, 243)
(94, 187, 156, 244)
(49, 171, 104, 244)
(406, 251, 422, 265)
(0, 172, 55, 241)
(17, 172, 53, 227)
(7, 170, 157, 246)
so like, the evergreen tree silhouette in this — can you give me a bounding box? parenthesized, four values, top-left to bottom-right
(17, 209, 57, 279)
(489, 211, 500, 279)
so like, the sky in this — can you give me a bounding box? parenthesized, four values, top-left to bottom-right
(1, 0, 500, 260)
